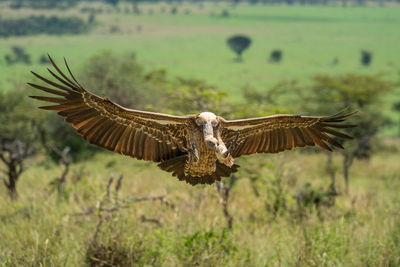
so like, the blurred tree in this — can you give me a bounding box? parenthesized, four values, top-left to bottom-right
(0, 88, 44, 199)
(81, 51, 163, 109)
(239, 81, 295, 117)
(126, 0, 140, 14)
(9, 0, 78, 9)
(0, 15, 90, 37)
(269, 50, 282, 63)
(170, 6, 178, 14)
(227, 35, 252, 61)
(304, 73, 394, 193)
(38, 112, 99, 162)
(361, 50, 372, 66)
(4, 46, 31, 65)
(38, 54, 51, 65)
(216, 176, 237, 230)
(105, 0, 119, 7)
(9, 0, 23, 9)
(164, 78, 229, 115)
(393, 101, 400, 137)
(88, 13, 96, 24)
(221, 10, 229, 17)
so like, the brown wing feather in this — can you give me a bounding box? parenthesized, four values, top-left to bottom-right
(29, 55, 193, 163)
(221, 112, 356, 157)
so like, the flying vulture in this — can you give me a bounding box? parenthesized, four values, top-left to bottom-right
(29, 56, 355, 185)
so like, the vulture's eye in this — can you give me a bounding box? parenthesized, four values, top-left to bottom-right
(195, 118, 203, 126)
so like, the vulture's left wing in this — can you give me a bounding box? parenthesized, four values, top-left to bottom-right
(220, 112, 355, 158)
(29, 56, 192, 162)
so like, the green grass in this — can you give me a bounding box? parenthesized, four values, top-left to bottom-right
(1, 4, 400, 265)
(1, 3, 400, 99)
(1, 149, 400, 266)
(1, 3, 400, 126)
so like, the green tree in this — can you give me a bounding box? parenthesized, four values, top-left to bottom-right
(227, 35, 252, 61)
(81, 51, 163, 110)
(105, 0, 119, 7)
(0, 87, 44, 198)
(163, 78, 229, 115)
(304, 73, 394, 193)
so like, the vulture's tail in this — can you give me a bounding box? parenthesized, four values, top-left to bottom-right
(158, 155, 239, 185)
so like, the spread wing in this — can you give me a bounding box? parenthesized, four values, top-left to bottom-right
(29, 56, 193, 162)
(220, 112, 355, 158)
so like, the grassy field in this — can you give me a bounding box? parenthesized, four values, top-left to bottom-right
(1, 3, 400, 97)
(1, 2, 400, 266)
(1, 148, 400, 266)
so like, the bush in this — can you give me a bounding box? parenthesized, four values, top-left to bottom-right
(170, 6, 178, 14)
(221, 9, 230, 17)
(0, 87, 43, 146)
(85, 231, 148, 266)
(294, 224, 351, 266)
(10, 0, 78, 9)
(177, 229, 238, 265)
(164, 77, 228, 115)
(361, 50, 372, 66)
(80, 52, 164, 110)
(304, 73, 395, 191)
(87, 13, 96, 24)
(38, 54, 51, 65)
(269, 50, 282, 63)
(4, 46, 31, 65)
(40, 114, 99, 162)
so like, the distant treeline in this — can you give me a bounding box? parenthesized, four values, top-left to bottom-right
(0, 15, 90, 37)
(2, 0, 400, 9)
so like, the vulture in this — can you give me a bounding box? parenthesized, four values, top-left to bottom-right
(29, 56, 355, 185)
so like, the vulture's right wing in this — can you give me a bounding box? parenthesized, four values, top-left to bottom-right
(29, 56, 193, 162)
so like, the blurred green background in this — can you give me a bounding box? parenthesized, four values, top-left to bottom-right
(0, 0, 400, 266)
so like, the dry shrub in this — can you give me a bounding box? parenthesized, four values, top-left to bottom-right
(85, 230, 146, 267)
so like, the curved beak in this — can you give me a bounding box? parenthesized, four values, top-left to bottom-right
(203, 122, 218, 150)
(203, 122, 229, 159)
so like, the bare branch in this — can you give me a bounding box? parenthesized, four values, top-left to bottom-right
(216, 175, 238, 230)
(0, 152, 8, 165)
(0, 139, 37, 198)
(106, 173, 114, 200)
(122, 195, 175, 210)
(114, 174, 123, 202)
(1, 174, 9, 189)
(48, 146, 72, 195)
(140, 215, 162, 227)
(73, 173, 174, 244)
(115, 174, 123, 193)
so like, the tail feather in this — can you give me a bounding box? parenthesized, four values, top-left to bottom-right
(158, 155, 239, 185)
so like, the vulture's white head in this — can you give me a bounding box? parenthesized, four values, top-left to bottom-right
(196, 112, 218, 126)
(195, 112, 227, 157)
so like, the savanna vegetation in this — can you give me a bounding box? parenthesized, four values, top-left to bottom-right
(0, 15, 91, 37)
(0, 1, 400, 266)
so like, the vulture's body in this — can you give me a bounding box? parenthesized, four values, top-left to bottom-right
(29, 56, 355, 185)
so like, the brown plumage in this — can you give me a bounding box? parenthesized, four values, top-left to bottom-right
(29, 56, 356, 185)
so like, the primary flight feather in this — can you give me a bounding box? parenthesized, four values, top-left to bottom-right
(29, 56, 355, 185)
